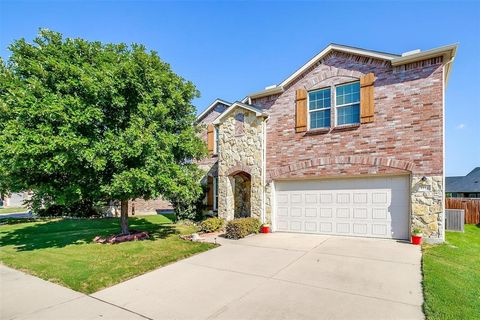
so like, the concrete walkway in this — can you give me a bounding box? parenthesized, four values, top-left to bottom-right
(1, 233, 423, 319)
(93, 233, 424, 320)
(0, 265, 147, 320)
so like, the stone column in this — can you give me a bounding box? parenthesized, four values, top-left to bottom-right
(411, 175, 444, 243)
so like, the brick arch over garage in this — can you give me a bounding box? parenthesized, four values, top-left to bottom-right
(267, 156, 415, 182)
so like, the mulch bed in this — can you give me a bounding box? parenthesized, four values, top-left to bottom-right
(94, 230, 149, 244)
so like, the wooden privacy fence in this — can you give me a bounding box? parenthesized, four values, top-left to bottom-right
(445, 198, 480, 224)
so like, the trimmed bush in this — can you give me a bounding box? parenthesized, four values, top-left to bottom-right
(200, 217, 224, 233)
(225, 217, 261, 239)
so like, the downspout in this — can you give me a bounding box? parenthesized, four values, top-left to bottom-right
(262, 117, 268, 224)
(441, 56, 454, 241)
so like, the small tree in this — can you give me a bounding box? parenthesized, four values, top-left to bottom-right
(0, 29, 206, 234)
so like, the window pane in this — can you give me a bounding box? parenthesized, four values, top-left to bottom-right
(310, 109, 331, 129)
(309, 88, 331, 110)
(337, 104, 360, 125)
(336, 82, 360, 106)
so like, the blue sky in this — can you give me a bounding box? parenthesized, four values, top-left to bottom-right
(1, 1, 479, 176)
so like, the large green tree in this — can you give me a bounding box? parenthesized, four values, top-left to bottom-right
(0, 29, 206, 234)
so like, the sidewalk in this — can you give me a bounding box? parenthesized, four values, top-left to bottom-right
(0, 265, 148, 320)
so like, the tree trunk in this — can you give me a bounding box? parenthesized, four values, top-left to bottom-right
(120, 200, 129, 235)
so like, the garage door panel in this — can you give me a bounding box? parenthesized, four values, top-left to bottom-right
(290, 193, 303, 205)
(305, 194, 318, 204)
(290, 207, 303, 217)
(275, 176, 409, 239)
(353, 223, 368, 235)
(319, 193, 333, 203)
(305, 208, 317, 218)
(304, 221, 317, 232)
(290, 221, 302, 232)
(353, 192, 368, 204)
(372, 224, 388, 236)
(336, 208, 350, 219)
(277, 207, 289, 217)
(336, 223, 350, 234)
(372, 208, 388, 220)
(336, 193, 350, 204)
(319, 208, 333, 218)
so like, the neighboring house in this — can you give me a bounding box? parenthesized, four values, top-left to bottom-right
(1, 191, 31, 208)
(446, 167, 480, 198)
(197, 43, 457, 243)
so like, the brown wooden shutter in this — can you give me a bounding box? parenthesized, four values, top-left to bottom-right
(360, 73, 375, 123)
(207, 124, 214, 154)
(207, 176, 214, 210)
(295, 89, 307, 132)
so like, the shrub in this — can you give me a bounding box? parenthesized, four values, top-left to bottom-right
(200, 217, 224, 233)
(225, 217, 261, 239)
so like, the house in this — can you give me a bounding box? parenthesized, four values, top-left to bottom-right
(446, 167, 480, 198)
(0, 191, 31, 208)
(197, 43, 457, 243)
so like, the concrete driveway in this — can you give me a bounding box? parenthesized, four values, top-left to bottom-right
(93, 233, 423, 320)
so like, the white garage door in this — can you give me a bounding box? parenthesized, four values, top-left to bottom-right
(274, 176, 410, 239)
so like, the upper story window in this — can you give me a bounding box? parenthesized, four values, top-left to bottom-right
(335, 82, 360, 126)
(214, 126, 219, 154)
(308, 88, 331, 129)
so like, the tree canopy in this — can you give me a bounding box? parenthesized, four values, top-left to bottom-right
(0, 29, 206, 232)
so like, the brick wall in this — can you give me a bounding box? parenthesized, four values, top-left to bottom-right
(252, 51, 444, 178)
(128, 197, 172, 215)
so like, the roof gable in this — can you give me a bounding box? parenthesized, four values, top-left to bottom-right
(248, 43, 457, 99)
(196, 98, 231, 122)
(213, 102, 267, 125)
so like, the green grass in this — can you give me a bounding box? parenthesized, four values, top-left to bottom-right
(422, 224, 480, 319)
(0, 207, 28, 214)
(0, 215, 215, 294)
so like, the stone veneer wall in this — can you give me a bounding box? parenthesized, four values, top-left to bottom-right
(217, 109, 265, 221)
(411, 175, 444, 242)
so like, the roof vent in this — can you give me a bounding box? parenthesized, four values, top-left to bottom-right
(265, 84, 277, 90)
(402, 49, 421, 57)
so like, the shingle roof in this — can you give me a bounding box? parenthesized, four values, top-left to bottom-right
(446, 167, 480, 193)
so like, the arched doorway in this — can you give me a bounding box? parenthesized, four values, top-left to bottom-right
(232, 171, 251, 218)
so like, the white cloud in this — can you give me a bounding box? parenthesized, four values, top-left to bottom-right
(456, 123, 466, 129)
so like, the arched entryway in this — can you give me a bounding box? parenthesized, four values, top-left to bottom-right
(232, 171, 251, 218)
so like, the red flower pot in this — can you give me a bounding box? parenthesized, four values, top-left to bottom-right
(411, 235, 422, 245)
(261, 225, 270, 233)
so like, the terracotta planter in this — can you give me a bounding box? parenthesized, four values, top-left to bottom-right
(261, 225, 270, 233)
(411, 235, 422, 245)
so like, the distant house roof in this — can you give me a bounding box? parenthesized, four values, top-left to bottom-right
(446, 167, 480, 193)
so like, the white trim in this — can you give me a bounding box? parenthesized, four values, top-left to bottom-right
(213, 176, 218, 211)
(271, 180, 276, 232)
(262, 119, 267, 224)
(196, 99, 231, 122)
(391, 44, 457, 66)
(212, 102, 267, 125)
(213, 126, 219, 155)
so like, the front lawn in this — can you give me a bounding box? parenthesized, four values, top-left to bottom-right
(422, 224, 480, 319)
(0, 207, 28, 214)
(0, 215, 214, 294)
